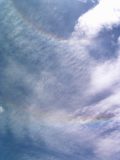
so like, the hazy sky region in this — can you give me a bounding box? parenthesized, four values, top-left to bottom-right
(0, 0, 120, 160)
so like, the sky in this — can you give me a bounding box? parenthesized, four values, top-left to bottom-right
(0, 0, 120, 160)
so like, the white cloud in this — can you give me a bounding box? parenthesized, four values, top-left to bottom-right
(95, 132, 120, 159)
(90, 57, 120, 92)
(74, 0, 120, 37)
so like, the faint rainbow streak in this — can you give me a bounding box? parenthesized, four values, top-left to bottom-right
(29, 108, 114, 127)
(11, 0, 67, 42)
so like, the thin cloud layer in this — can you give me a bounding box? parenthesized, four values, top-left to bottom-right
(0, 0, 120, 160)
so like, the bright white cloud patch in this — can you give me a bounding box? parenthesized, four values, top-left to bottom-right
(74, 0, 120, 37)
(0, 106, 4, 113)
(90, 57, 120, 92)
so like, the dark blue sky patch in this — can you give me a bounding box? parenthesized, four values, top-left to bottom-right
(0, 130, 95, 160)
(89, 25, 120, 61)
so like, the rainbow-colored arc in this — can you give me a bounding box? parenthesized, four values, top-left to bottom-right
(29, 108, 114, 127)
(11, 0, 67, 42)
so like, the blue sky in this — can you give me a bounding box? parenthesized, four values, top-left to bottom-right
(0, 0, 120, 160)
